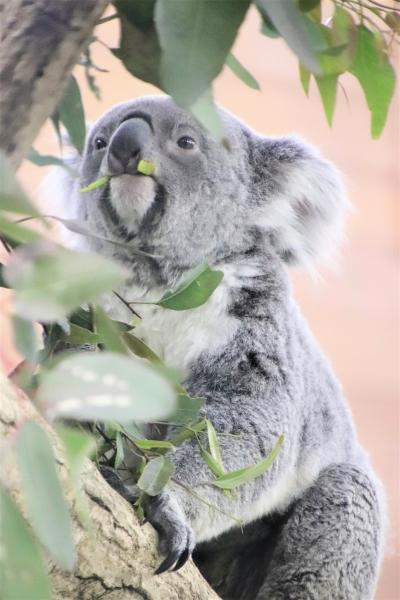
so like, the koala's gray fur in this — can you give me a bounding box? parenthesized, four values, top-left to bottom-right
(49, 96, 385, 599)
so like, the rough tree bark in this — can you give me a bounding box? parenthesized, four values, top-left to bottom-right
(0, 0, 109, 168)
(1, 372, 220, 599)
(0, 2, 220, 597)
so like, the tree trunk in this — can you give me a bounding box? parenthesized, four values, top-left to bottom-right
(0, 0, 109, 169)
(1, 372, 220, 599)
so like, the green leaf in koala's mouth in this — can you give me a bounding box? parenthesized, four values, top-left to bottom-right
(80, 176, 110, 193)
(137, 159, 155, 176)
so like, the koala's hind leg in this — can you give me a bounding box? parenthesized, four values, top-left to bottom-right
(257, 463, 382, 600)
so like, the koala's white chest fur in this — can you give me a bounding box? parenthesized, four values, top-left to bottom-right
(102, 267, 241, 375)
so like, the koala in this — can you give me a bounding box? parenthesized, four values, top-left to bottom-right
(52, 96, 384, 599)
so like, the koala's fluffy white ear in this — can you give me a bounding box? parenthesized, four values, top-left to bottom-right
(253, 135, 348, 269)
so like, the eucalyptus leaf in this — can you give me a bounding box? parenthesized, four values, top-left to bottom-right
(299, 63, 311, 94)
(27, 148, 77, 176)
(155, 0, 250, 107)
(133, 438, 175, 450)
(64, 323, 101, 345)
(315, 74, 338, 126)
(349, 26, 396, 138)
(0, 263, 9, 288)
(257, 0, 321, 74)
(212, 434, 284, 490)
(206, 419, 224, 472)
(15, 421, 76, 570)
(201, 449, 226, 478)
(157, 263, 224, 311)
(137, 455, 175, 496)
(12, 315, 38, 363)
(122, 331, 163, 364)
(166, 393, 205, 425)
(0, 215, 43, 245)
(190, 88, 225, 142)
(114, 431, 125, 467)
(57, 75, 86, 154)
(38, 351, 176, 423)
(94, 305, 128, 354)
(0, 153, 41, 217)
(4, 241, 128, 321)
(226, 53, 260, 91)
(0, 487, 51, 600)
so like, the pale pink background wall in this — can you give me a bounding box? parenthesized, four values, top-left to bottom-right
(1, 7, 399, 598)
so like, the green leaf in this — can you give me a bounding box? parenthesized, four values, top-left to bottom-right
(122, 331, 163, 364)
(137, 159, 156, 175)
(299, 63, 311, 94)
(298, 0, 320, 12)
(189, 88, 225, 142)
(80, 176, 110, 192)
(349, 26, 396, 138)
(201, 449, 226, 478)
(27, 148, 77, 176)
(212, 434, 284, 490)
(132, 438, 175, 450)
(318, 7, 356, 76)
(114, 431, 125, 467)
(0, 215, 43, 245)
(38, 351, 176, 423)
(166, 393, 204, 425)
(0, 152, 41, 217)
(93, 305, 128, 354)
(226, 53, 260, 91)
(57, 75, 86, 154)
(137, 456, 174, 496)
(155, 0, 250, 107)
(64, 323, 101, 345)
(260, 13, 280, 38)
(112, 0, 161, 87)
(170, 418, 207, 447)
(206, 419, 224, 472)
(69, 306, 93, 331)
(315, 74, 338, 126)
(12, 316, 38, 363)
(0, 487, 51, 600)
(15, 421, 76, 570)
(0, 263, 10, 288)
(4, 242, 128, 321)
(257, 0, 321, 73)
(157, 263, 224, 311)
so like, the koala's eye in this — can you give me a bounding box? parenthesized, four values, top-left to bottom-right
(94, 137, 107, 150)
(177, 136, 196, 150)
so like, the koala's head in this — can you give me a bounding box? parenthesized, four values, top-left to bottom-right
(66, 95, 346, 280)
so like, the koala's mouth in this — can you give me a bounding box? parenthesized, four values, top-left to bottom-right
(99, 174, 167, 242)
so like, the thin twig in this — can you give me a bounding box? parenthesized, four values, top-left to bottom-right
(113, 291, 142, 320)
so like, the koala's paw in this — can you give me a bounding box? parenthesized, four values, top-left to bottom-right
(145, 491, 195, 574)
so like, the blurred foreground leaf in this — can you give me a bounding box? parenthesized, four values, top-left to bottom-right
(137, 455, 174, 496)
(55, 75, 86, 154)
(0, 153, 42, 217)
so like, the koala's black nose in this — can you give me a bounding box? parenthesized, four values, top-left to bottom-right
(107, 118, 151, 175)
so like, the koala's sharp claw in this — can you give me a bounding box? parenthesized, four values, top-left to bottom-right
(172, 548, 191, 571)
(155, 552, 180, 575)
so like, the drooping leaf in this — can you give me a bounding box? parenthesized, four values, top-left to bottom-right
(318, 7, 357, 76)
(122, 331, 163, 364)
(190, 88, 225, 142)
(315, 74, 338, 126)
(157, 263, 224, 311)
(112, 0, 161, 87)
(27, 148, 77, 176)
(166, 393, 205, 425)
(226, 53, 260, 90)
(38, 351, 176, 423)
(212, 434, 284, 490)
(257, 0, 321, 73)
(201, 448, 226, 478)
(114, 431, 125, 467)
(206, 419, 224, 472)
(0, 215, 43, 245)
(12, 316, 38, 363)
(137, 455, 174, 496)
(4, 241, 128, 321)
(260, 12, 280, 38)
(349, 26, 396, 138)
(57, 75, 86, 154)
(93, 305, 128, 354)
(15, 422, 76, 570)
(155, 0, 250, 107)
(0, 153, 41, 217)
(299, 63, 311, 94)
(170, 418, 207, 447)
(0, 487, 51, 600)
(132, 438, 175, 450)
(63, 323, 100, 345)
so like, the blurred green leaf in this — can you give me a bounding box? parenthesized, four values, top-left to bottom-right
(260, 12, 280, 38)
(4, 242, 127, 321)
(166, 393, 204, 425)
(12, 316, 38, 363)
(226, 53, 260, 90)
(64, 323, 100, 345)
(112, 0, 161, 87)
(38, 351, 176, 423)
(0, 215, 43, 245)
(257, 0, 321, 73)
(315, 74, 338, 126)
(157, 263, 224, 311)
(155, 0, 250, 107)
(298, 0, 320, 12)
(122, 331, 163, 364)
(299, 62, 311, 94)
(0, 263, 10, 288)
(349, 26, 396, 138)
(190, 88, 225, 142)
(137, 455, 174, 496)
(94, 305, 128, 354)
(57, 75, 86, 153)
(27, 148, 77, 176)
(212, 434, 284, 490)
(15, 422, 76, 570)
(0, 153, 41, 217)
(0, 487, 51, 600)
(133, 438, 175, 450)
(114, 431, 125, 467)
(319, 7, 357, 76)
